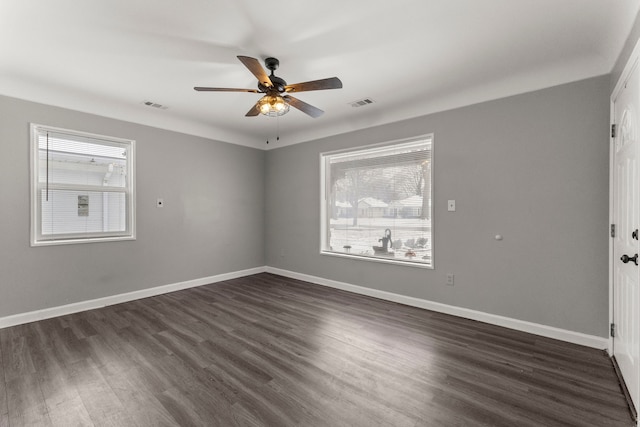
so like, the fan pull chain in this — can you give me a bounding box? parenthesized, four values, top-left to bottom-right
(266, 115, 281, 144)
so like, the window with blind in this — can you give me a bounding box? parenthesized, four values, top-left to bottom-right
(320, 135, 433, 267)
(30, 124, 135, 246)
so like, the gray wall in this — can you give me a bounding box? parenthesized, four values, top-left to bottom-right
(265, 76, 611, 337)
(0, 74, 615, 337)
(0, 95, 264, 318)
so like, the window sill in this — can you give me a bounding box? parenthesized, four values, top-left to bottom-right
(31, 235, 136, 247)
(321, 250, 433, 269)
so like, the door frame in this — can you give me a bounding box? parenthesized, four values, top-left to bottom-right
(609, 37, 640, 355)
(609, 36, 640, 424)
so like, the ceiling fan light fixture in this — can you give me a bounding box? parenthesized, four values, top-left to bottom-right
(257, 94, 290, 117)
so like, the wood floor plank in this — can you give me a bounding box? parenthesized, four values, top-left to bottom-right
(156, 385, 230, 427)
(149, 353, 240, 426)
(27, 322, 94, 427)
(0, 273, 635, 426)
(6, 373, 52, 426)
(0, 338, 8, 427)
(100, 366, 179, 427)
(69, 357, 135, 426)
(0, 325, 37, 382)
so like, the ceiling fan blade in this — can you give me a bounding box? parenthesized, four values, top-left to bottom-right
(245, 103, 261, 117)
(237, 55, 273, 88)
(285, 77, 342, 93)
(283, 95, 324, 118)
(194, 87, 260, 93)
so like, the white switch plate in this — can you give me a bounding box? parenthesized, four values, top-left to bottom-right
(447, 200, 456, 211)
(156, 198, 164, 208)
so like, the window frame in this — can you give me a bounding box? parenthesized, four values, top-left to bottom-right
(30, 123, 136, 246)
(320, 134, 434, 269)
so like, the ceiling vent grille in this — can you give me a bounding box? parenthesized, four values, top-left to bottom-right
(142, 100, 168, 110)
(349, 98, 375, 108)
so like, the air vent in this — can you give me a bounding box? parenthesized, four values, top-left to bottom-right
(349, 98, 375, 108)
(142, 100, 168, 110)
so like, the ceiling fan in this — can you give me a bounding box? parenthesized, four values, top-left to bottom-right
(194, 56, 342, 118)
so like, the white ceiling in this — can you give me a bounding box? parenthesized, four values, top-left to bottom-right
(1, 1, 639, 150)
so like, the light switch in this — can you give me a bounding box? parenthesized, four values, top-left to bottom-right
(447, 200, 456, 211)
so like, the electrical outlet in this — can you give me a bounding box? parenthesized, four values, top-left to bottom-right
(446, 273, 455, 286)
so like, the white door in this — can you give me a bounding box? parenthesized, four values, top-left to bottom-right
(612, 46, 640, 414)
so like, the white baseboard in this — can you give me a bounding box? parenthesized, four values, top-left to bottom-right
(0, 265, 610, 351)
(265, 267, 609, 350)
(0, 266, 266, 330)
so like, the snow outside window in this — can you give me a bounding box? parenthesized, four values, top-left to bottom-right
(30, 124, 135, 246)
(321, 135, 433, 268)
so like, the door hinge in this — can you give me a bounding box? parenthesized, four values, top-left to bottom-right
(611, 124, 616, 138)
(611, 224, 616, 238)
(610, 323, 616, 338)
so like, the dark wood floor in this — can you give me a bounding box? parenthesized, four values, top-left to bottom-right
(0, 273, 634, 426)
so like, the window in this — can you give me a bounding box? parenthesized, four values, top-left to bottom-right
(321, 135, 433, 267)
(30, 124, 135, 246)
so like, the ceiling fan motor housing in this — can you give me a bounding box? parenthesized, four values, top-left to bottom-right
(265, 57, 279, 71)
(260, 58, 286, 92)
(266, 76, 287, 93)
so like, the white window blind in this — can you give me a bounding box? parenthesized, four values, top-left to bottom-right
(321, 135, 433, 267)
(30, 124, 135, 246)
